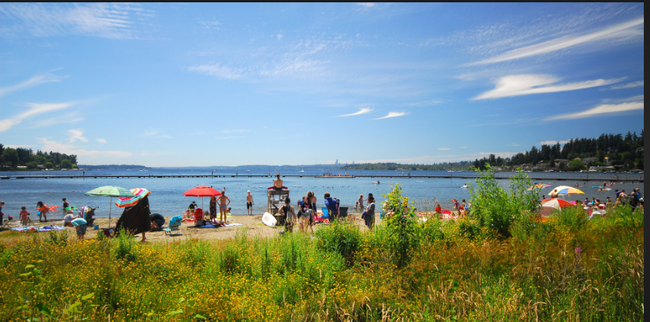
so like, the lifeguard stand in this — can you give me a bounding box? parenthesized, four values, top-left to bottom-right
(267, 189, 290, 222)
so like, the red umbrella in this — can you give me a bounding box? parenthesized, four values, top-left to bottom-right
(183, 186, 221, 197)
(540, 198, 573, 210)
(182, 186, 222, 213)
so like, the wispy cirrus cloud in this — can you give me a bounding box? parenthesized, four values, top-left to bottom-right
(467, 17, 644, 66)
(187, 63, 245, 80)
(357, 3, 375, 8)
(37, 138, 132, 158)
(545, 98, 644, 121)
(474, 74, 621, 100)
(372, 112, 409, 120)
(438, 148, 450, 151)
(0, 102, 74, 132)
(0, 73, 68, 98)
(0, 3, 151, 39)
(95, 138, 107, 144)
(67, 129, 88, 143)
(610, 80, 644, 90)
(141, 127, 171, 139)
(337, 107, 374, 117)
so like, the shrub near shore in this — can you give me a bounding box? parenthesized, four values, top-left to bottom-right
(0, 170, 644, 321)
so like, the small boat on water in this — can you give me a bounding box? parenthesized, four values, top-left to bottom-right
(372, 180, 380, 184)
(461, 184, 469, 189)
(299, 170, 304, 172)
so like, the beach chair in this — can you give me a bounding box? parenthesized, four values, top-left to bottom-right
(1, 217, 11, 230)
(164, 215, 183, 236)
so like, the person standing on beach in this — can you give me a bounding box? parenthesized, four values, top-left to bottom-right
(218, 189, 231, 224)
(246, 190, 254, 215)
(279, 197, 296, 233)
(300, 191, 316, 233)
(355, 194, 364, 210)
(362, 194, 375, 229)
(209, 196, 217, 222)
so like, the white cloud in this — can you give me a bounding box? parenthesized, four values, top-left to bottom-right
(187, 63, 245, 80)
(438, 148, 450, 151)
(0, 3, 150, 39)
(372, 112, 409, 120)
(540, 140, 569, 145)
(95, 138, 107, 144)
(0, 73, 68, 98)
(141, 127, 172, 138)
(0, 102, 74, 132)
(277, 33, 284, 40)
(37, 137, 132, 158)
(337, 107, 374, 117)
(474, 74, 621, 100)
(357, 3, 375, 8)
(545, 100, 643, 120)
(68, 129, 88, 143)
(610, 80, 644, 90)
(467, 17, 644, 66)
(30, 113, 83, 128)
(507, 143, 522, 147)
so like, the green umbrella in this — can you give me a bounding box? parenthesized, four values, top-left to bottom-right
(86, 186, 136, 228)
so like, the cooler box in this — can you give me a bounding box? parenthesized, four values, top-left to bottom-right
(194, 208, 203, 221)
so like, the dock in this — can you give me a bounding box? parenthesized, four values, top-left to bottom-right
(0, 173, 642, 182)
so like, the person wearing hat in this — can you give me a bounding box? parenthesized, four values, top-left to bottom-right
(246, 190, 254, 215)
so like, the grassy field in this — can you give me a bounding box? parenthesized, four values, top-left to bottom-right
(0, 178, 643, 321)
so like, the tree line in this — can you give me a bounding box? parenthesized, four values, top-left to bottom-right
(0, 144, 78, 170)
(341, 130, 644, 172)
(472, 130, 644, 171)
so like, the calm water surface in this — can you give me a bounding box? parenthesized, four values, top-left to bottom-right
(0, 168, 643, 219)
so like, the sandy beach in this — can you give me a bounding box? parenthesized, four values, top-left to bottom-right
(0, 210, 385, 243)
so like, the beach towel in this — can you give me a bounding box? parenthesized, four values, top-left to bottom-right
(11, 225, 66, 233)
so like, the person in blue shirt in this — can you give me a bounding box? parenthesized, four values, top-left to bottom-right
(323, 192, 340, 221)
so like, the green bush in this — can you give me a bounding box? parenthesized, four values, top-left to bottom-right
(469, 166, 538, 238)
(315, 220, 361, 266)
(382, 183, 420, 268)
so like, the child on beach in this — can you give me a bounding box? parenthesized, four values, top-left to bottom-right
(246, 190, 254, 215)
(36, 201, 49, 222)
(279, 197, 296, 233)
(20, 206, 30, 226)
(355, 194, 364, 209)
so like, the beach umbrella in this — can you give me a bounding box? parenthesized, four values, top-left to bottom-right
(115, 188, 151, 208)
(549, 185, 585, 197)
(86, 186, 136, 228)
(182, 186, 221, 210)
(527, 183, 551, 190)
(540, 198, 574, 210)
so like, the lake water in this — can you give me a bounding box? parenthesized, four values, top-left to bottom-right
(0, 168, 643, 220)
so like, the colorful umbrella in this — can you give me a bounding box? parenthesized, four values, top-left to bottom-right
(183, 186, 222, 211)
(86, 186, 136, 228)
(549, 185, 585, 196)
(527, 183, 551, 190)
(115, 188, 151, 208)
(540, 198, 574, 209)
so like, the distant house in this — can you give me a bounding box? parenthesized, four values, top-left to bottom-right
(16, 166, 27, 169)
(583, 157, 597, 164)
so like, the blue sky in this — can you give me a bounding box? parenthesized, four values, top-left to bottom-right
(0, 3, 644, 167)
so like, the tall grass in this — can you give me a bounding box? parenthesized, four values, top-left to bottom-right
(0, 185, 643, 320)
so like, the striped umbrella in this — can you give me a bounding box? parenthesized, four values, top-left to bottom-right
(540, 198, 574, 210)
(115, 188, 151, 208)
(86, 186, 136, 228)
(550, 185, 585, 196)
